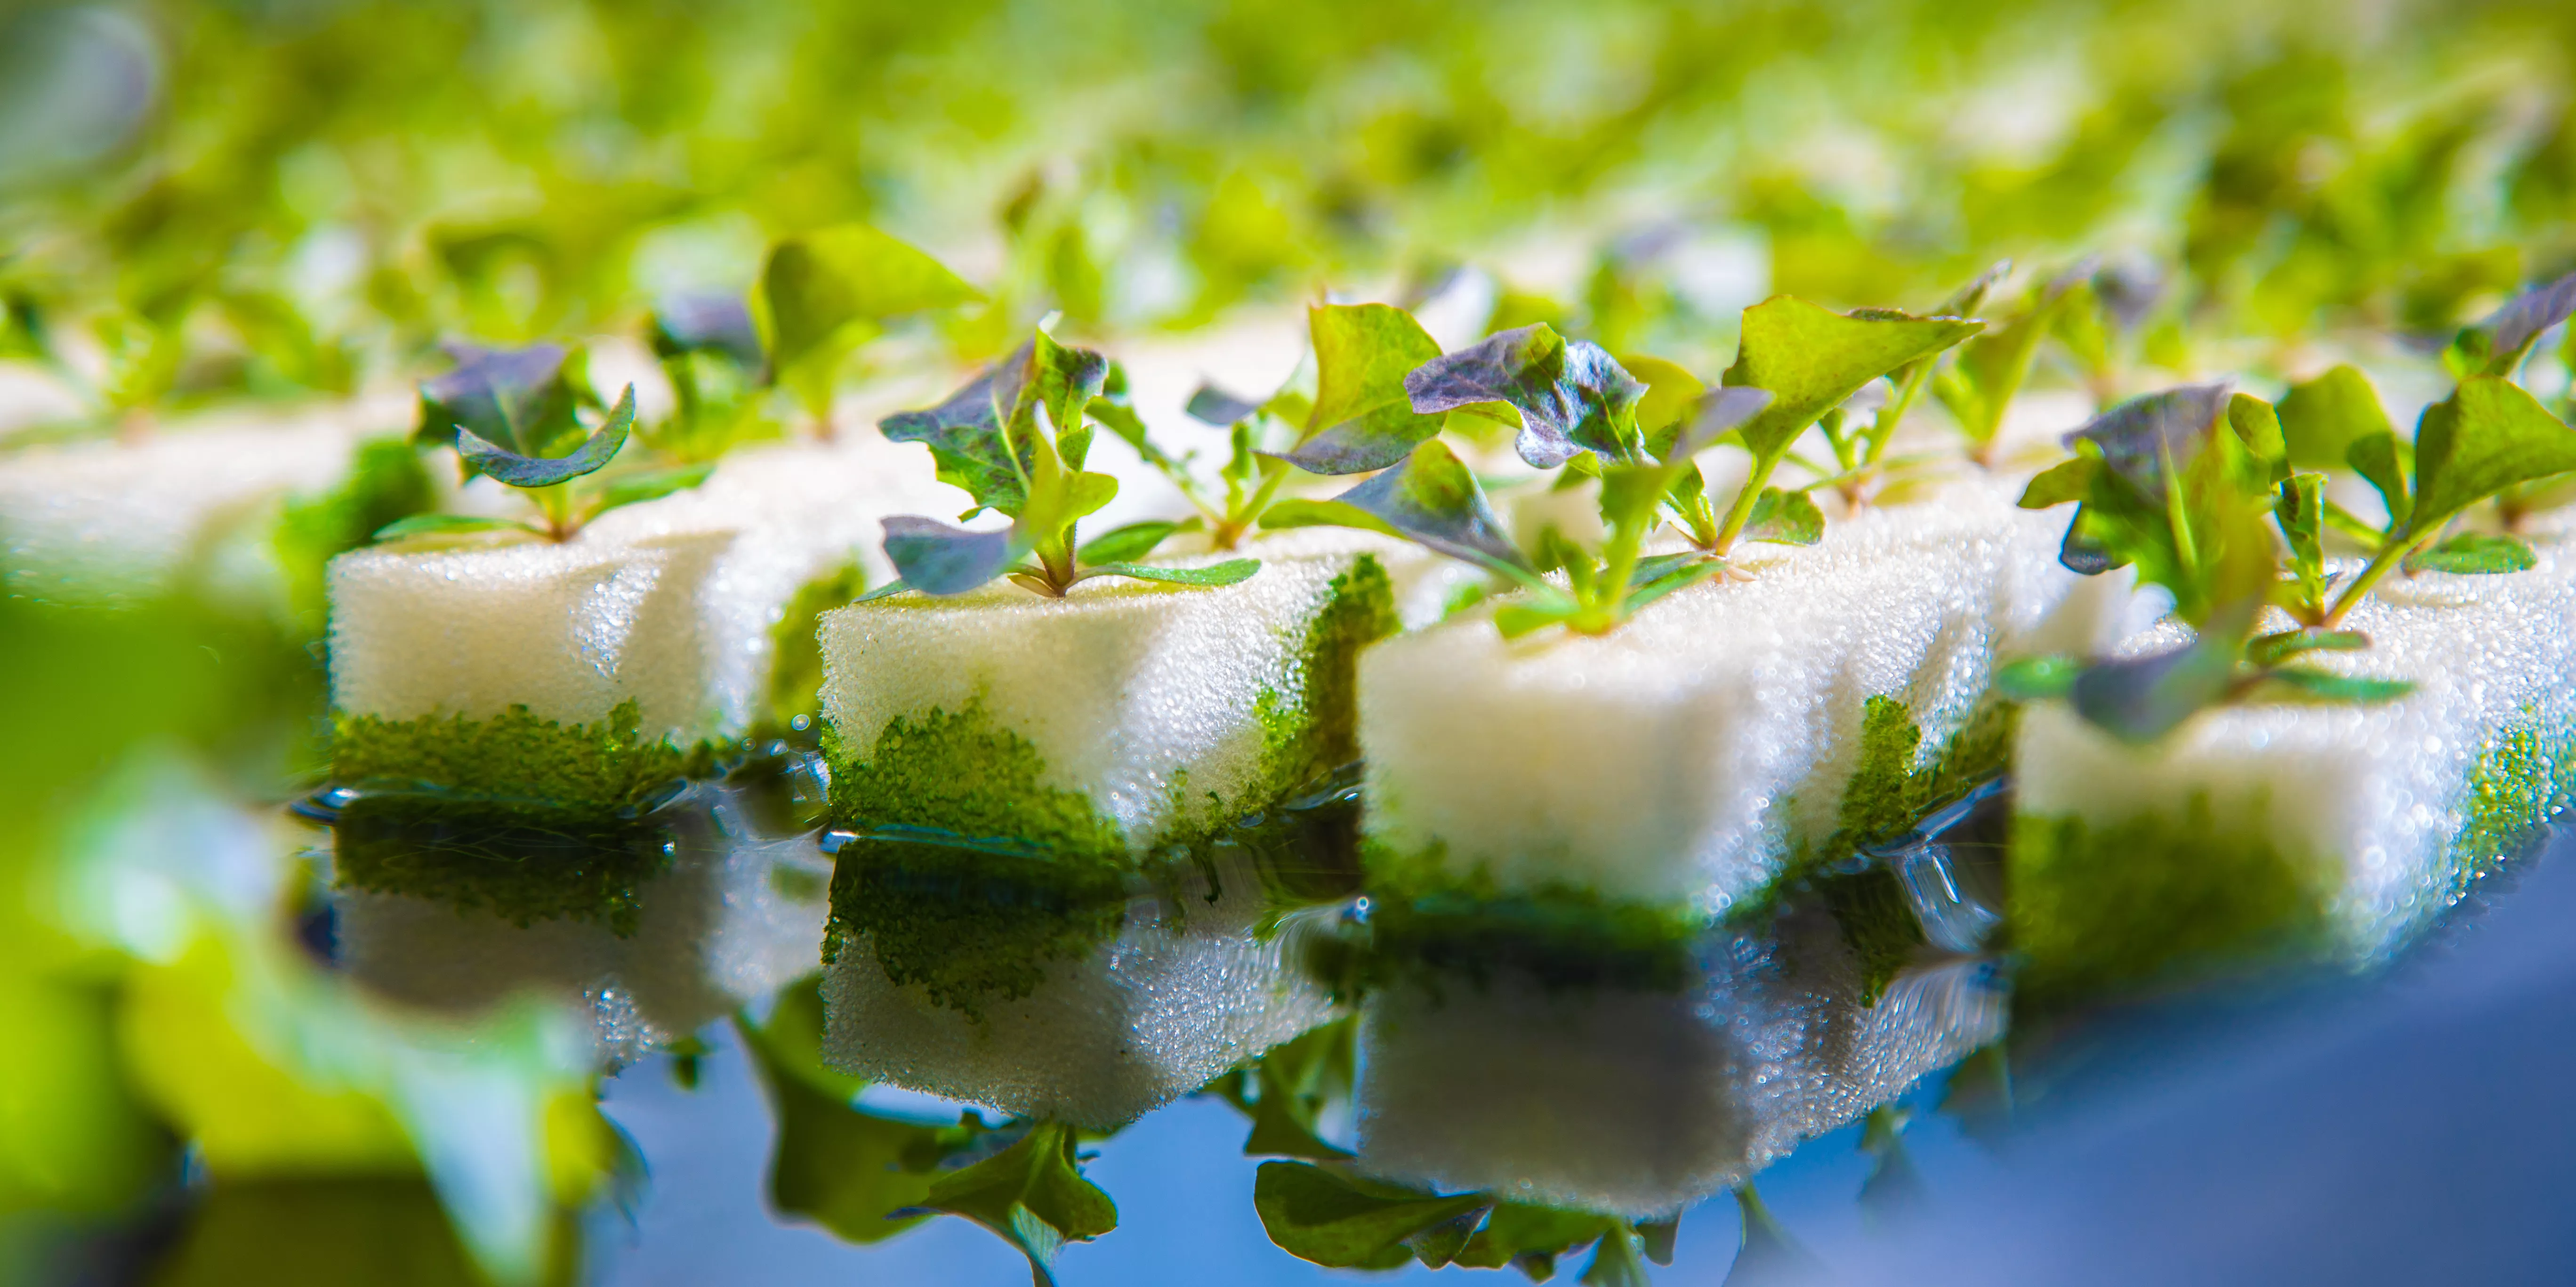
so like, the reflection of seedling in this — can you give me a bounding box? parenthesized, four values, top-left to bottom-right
(377, 343, 700, 543)
(863, 325, 1260, 599)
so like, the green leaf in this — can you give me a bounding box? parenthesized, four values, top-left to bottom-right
(1623, 353, 1708, 434)
(2068, 382, 2237, 502)
(1332, 440, 1534, 575)
(370, 513, 541, 543)
(589, 462, 716, 517)
(910, 1121, 1116, 1286)
(2276, 471, 2327, 603)
(2018, 456, 2100, 509)
(760, 224, 980, 377)
(2255, 667, 2416, 704)
(1252, 1161, 1489, 1271)
(1495, 598, 1585, 638)
(1275, 302, 1447, 473)
(2346, 431, 2412, 531)
(2228, 392, 2286, 478)
(1580, 1226, 1651, 1287)
(1995, 655, 2080, 700)
(1455, 1203, 1618, 1271)
(2405, 531, 2538, 575)
(2407, 376, 2576, 535)
(1075, 559, 1260, 587)
(881, 516, 1022, 595)
(1060, 469, 1119, 522)
(1724, 296, 1983, 461)
(1231, 1018, 1359, 1162)
(417, 342, 587, 457)
(1255, 497, 1405, 539)
(1075, 519, 1188, 565)
(1404, 324, 1648, 468)
(1636, 1216, 1679, 1267)
(456, 385, 637, 489)
(1622, 556, 1722, 614)
(650, 291, 764, 370)
(1030, 330, 1112, 468)
(1739, 487, 1824, 546)
(2245, 628, 2369, 667)
(2277, 365, 2396, 471)
(1935, 267, 2082, 447)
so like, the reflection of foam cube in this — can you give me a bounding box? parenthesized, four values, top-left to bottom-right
(818, 548, 1398, 860)
(1360, 481, 2111, 917)
(1355, 907, 2005, 1216)
(2012, 547, 2576, 999)
(334, 781, 831, 1066)
(328, 435, 960, 805)
(821, 850, 1339, 1128)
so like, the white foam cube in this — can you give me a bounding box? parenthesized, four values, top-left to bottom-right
(328, 433, 964, 759)
(1355, 910, 2006, 1216)
(333, 781, 834, 1066)
(817, 545, 1397, 854)
(0, 398, 400, 605)
(2012, 541, 2576, 993)
(820, 853, 1341, 1128)
(1359, 479, 2114, 915)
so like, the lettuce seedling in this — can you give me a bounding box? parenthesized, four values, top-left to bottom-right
(644, 290, 778, 462)
(1808, 262, 2005, 502)
(867, 326, 1260, 598)
(1252, 1162, 1666, 1282)
(377, 342, 698, 543)
(2009, 384, 2414, 742)
(1087, 301, 1447, 549)
(1935, 261, 2089, 465)
(758, 223, 984, 434)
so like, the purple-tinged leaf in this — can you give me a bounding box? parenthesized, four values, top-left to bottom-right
(1332, 440, 1533, 575)
(417, 341, 582, 456)
(1671, 386, 1772, 458)
(2466, 270, 2576, 376)
(1186, 382, 1265, 426)
(2064, 382, 2234, 501)
(1403, 324, 1647, 469)
(880, 515, 1022, 596)
(1277, 303, 1449, 474)
(2069, 637, 2235, 744)
(456, 385, 636, 488)
(650, 291, 763, 369)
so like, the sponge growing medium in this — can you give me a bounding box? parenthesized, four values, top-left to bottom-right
(2011, 545, 2576, 1001)
(327, 434, 960, 812)
(818, 549, 1399, 862)
(1358, 481, 2113, 927)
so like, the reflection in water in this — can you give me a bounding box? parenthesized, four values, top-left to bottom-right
(1354, 906, 2005, 1217)
(322, 762, 833, 1066)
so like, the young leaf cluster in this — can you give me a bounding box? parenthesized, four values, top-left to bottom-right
(1317, 296, 1982, 638)
(378, 343, 688, 543)
(759, 223, 984, 432)
(866, 327, 1260, 599)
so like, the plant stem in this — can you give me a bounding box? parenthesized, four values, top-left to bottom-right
(2320, 531, 2434, 627)
(1710, 451, 1786, 555)
(1214, 462, 1291, 549)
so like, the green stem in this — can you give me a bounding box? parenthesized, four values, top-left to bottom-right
(1864, 358, 1940, 468)
(2320, 530, 2434, 627)
(1216, 461, 1292, 550)
(1711, 451, 1786, 555)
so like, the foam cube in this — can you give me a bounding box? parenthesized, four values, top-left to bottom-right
(817, 545, 1399, 859)
(819, 846, 1342, 1128)
(1353, 906, 2006, 1217)
(2011, 542, 2576, 999)
(0, 399, 394, 605)
(332, 777, 834, 1066)
(1359, 479, 2119, 920)
(327, 433, 961, 808)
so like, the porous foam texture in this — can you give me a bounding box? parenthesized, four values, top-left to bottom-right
(2012, 543, 2576, 995)
(333, 781, 832, 1067)
(1354, 905, 2005, 1217)
(1360, 479, 2120, 916)
(330, 432, 964, 751)
(819, 548, 1398, 855)
(0, 400, 396, 604)
(1240, 524, 1478, 630)
(820, 853, 1341, 1128)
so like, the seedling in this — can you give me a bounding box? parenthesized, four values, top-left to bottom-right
(376, 342, 697, 543)
(644, 290, 778, 463)
(864, 326, 1259, 599)
(757, 223, 985, 435)
(1087, 301, 1448, 550)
